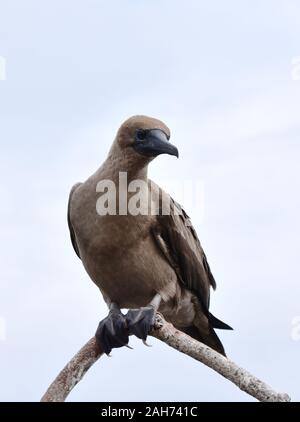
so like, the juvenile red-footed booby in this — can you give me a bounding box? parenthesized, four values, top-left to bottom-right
(68, 115, 232, 356)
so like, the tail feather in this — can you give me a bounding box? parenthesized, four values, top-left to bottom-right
(183, 325, 226, 357)
(209, 312, 233, 330)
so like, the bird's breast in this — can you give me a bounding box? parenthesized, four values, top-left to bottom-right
(70, 175, 177, 308)
(76, 213, 164, 306)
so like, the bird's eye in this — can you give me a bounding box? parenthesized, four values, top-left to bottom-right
(136, 129, 146, 141)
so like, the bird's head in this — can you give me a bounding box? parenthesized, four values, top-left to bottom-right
(114, 115, 179, 161)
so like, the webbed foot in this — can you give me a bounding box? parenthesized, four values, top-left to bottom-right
(95, 307, 129, 355)
(125, 306, 155, 341)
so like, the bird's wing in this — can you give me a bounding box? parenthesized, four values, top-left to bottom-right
(152, 193, 232, 330)
(152, 195, 216, 316)
(67, 183, 82, 259)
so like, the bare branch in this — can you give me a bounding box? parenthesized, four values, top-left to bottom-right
(152, 314, 290, 402)
(41, 314, 291, 402)
(41, 338, 103, 402)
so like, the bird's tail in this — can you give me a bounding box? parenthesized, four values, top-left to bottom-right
(183, 324, 227, 357)
(209, 312, 233, 330)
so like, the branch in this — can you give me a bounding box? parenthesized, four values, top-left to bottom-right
(41, 338, 103, 402)
(41, 314, 291, 402)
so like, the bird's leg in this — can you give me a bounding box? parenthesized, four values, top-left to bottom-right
(95, 302, 129, 355)
(125, 294, 161, 344)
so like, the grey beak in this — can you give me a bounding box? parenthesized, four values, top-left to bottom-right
(133, 129, 179, 158)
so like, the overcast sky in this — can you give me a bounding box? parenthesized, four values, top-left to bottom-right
(0, 0, 300, 402)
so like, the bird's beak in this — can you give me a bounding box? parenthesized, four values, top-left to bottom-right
(134, 129, 179, 158)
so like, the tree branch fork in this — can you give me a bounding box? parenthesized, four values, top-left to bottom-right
(41, 314, 291, 402)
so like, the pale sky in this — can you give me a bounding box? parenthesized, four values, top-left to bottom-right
(0, 0, 300, 401)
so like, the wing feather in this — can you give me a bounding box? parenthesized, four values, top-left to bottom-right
(67, 183, 82, 259)
(153, 197, 216, 315)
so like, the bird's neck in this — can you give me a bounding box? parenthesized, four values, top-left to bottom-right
(106, 149, 149, 183)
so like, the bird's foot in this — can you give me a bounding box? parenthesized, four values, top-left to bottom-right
(95, 308, 129, 355)
(125, 306, 156, 342)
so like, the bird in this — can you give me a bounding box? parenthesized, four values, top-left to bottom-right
(68, 115, 232, 356)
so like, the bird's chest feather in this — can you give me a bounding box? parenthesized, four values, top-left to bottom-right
(70, 175, 175, 307)
(86, 212, 152, 258)
(78, 212, 163, 305)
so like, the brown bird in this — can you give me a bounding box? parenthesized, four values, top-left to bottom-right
(68, 115, 232, 356)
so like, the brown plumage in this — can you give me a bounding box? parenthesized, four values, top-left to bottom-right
(68, 115, 232, 356)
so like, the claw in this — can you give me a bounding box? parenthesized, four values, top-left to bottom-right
(125, 344, 134, 349)
(143, 339, 152, 347)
